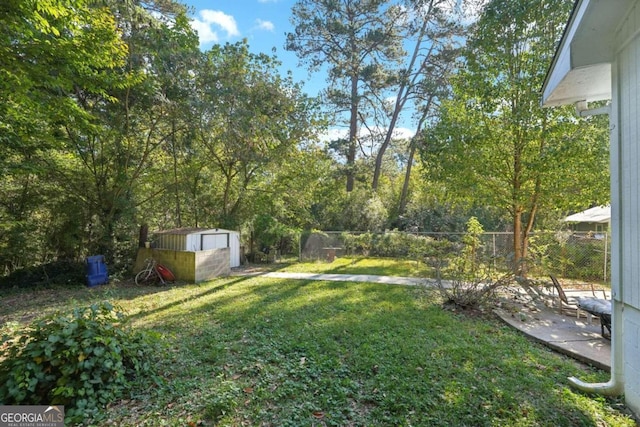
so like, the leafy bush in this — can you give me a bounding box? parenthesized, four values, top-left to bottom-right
(528, 231, 610, 281)
(437, 264, 512, 310)
(0, 301, 159, 422)
(338, 190, 389, 232)
(436, 218, 512, 309)
(0, 260, 85, 289)
(341, 231, 456, 260)
(252, 214, 300, 256)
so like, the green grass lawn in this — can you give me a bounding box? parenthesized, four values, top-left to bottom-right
(276, 256, 433, 277)
(0, 259, 636, 426)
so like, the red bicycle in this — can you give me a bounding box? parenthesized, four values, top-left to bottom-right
(135, 258, 175, 285)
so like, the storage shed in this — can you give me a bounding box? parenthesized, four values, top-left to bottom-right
(135, 228, 241, 283)
(154, 228, 241, 268)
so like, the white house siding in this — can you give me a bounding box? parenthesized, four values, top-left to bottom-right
(615, 1, 640, 412)
(617, 3, 640, 308)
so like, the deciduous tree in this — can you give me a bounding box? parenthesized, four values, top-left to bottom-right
(0, 0, 128, 270)
(421, 0, 609, 274)
(57, 1, 199, 262)
(371, 0, 467, 192)
(194, 41, 323, 228)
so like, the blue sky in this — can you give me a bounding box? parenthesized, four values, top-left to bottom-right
(183, 0, 320, 95)
(181, 0, 416, 141)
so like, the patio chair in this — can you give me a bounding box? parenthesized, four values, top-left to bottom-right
(578, 297, 612, 339)
(549, 275, 586, 318)
(549, 275, 611, 338)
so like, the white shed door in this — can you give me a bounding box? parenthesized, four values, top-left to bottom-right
(201, 234, 228, 250)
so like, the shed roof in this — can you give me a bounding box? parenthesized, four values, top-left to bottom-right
(542, 0, 633, 107)
(154, 227, 237, 235)
(564, 205, 611, 223)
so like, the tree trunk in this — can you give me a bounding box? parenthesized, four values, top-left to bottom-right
(138, 224, 148, 248)
(171, 119, 182, 227)
(513, 209, 524, 275)
(372, 93, 403, 191)
(346, 74, 359, 192)
(398, 140, 416, 215)
(372, 20, 431, 191)
(398, 112, 428, 215)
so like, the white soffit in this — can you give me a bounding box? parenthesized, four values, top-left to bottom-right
(542, 0, 632, 107)
(543, 64, 611, 107)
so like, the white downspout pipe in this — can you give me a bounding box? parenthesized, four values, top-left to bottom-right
(567, 99, 623, 396)
(568, 301, 624, 395)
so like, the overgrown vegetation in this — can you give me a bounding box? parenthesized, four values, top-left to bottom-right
(529, 231, 610, 281)
(341, 231, 455, 259)
(0, 264, 634, 425)
(298, 228, 611, 283)
(0, 302, 159, 423)
(1, 0, 610, 286)
(435, 217, 511, 310)
(0, 260, 85, 290)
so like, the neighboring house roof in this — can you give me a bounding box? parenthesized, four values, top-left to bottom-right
(564, 205, 611, 223)
(541, 0, 633, 106)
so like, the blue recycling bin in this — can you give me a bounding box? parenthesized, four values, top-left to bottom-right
(85, 255, 108, 287)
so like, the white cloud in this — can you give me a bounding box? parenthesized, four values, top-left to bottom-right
(255, 19, 275, 32)
(190, 20, 218, 44)
(318, 126, 415, 143)
(390, 127, 415, 139)
(320, 128, 349, 143)
(190, 10, 240, 46)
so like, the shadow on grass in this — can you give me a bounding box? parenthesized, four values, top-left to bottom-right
(1, 273, 633, 425)
(134, 276, 631, 427)
(0, 274, 256, 326)
(126, 275, 257, 322)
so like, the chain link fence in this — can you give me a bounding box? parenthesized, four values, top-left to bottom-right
(298, 230, 610, 283)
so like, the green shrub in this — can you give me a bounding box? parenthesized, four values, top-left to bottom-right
(528, 231, 610, 281)
(0, 301, 159, 422)
(0, 260, 85, 289)
(436, 218, 512, 309)
(341, 231, 455, 260)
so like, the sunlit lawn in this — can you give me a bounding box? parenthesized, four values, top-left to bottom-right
(277, 256, 433, 277)
(0, 258, 636, 426)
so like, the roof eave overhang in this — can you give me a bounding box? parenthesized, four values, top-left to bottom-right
(542, 0, 632, 107)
